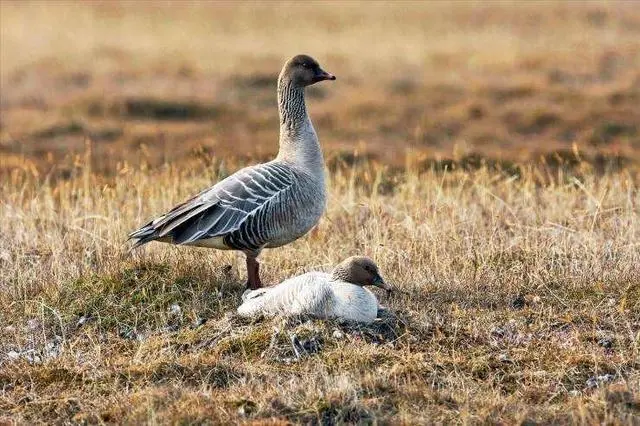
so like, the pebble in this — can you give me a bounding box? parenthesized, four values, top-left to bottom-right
(597, 337, 614, 349)
(490, 327, 505, 338)
(511, 295, 526, 309)
(498, 353, 513, 363)
(192, 317, 207, 328)
(76, 316, 89, 327)
(586, 374, 615, 388)
(168, 304, 181, 316)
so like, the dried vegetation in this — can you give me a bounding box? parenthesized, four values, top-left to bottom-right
(0, 1, 639, 424)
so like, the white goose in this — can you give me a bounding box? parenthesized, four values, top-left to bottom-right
(237, 256, 393, 324)
(128, 55, 336, 289)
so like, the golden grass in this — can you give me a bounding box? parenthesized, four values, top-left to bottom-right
(1, 1, 639, 423)
(1, 155, 638, 423)
(1, 1, 639, 171)
(2, 1, 637, 78)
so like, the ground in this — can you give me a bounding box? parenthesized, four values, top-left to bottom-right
(0, 2, 639, 424)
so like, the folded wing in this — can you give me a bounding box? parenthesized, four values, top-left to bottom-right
(128, 162, 294, 250)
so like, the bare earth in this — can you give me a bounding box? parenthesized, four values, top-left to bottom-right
(0, 2, 639, 424)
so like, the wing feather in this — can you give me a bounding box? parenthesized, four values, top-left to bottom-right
(128, 162, 295, 250)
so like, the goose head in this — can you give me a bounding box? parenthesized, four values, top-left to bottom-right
(332, 256, 393, 294)
(280, 54, 336, 88)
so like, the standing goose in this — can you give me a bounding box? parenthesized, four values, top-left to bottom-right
(237, 256, 393, 324)
(128, 55, 336, 289)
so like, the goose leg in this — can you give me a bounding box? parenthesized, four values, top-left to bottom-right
(245, 254, 262, 290)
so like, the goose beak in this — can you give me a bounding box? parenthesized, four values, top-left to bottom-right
(372, 275, 393, 296)
(316, 69, 336, 81)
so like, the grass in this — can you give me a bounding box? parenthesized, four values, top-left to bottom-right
(1, 1, 639, 424)
(1, 155, 638, 424)
(2, 1, 639, 173)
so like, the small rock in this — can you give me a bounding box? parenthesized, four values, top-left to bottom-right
(236, 400, 256, 417)
(119, 328, 138, 340)
(586, 374, 615, 388)
(300, 336, 322, 354)
(36, 336, 63, 360)
(162, 324, 180, 333)
(498, 353, 512, 363)
(76, 316, 89, 328)
(597, 337, 614, 349)
(490, 327, 505, 338)
(332, 329, 344, 339)
(6, 350, 20, 360)
(511, 295, 526, 309)
(607, 298, 616, 307)
(568, 390, 581, 397)
(168, 304, 181, 316)
(24, 351, 42, 364)
(26, 319, 39, 330)
(586, 377, 599, 388)
(192, 317, 207, 328)
(599, 374, 615, 384)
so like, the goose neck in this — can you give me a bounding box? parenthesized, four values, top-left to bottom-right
(277, 78, 307, 134)
(276, 77, 323, 169)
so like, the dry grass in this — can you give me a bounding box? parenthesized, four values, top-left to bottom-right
(1, 155, 638, 424)
(1, 1, 639, 424)
(1, 1, 640, 172)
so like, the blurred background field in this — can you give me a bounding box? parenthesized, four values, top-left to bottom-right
(1, 2, 639, 424)
(1, 0, 639, 175)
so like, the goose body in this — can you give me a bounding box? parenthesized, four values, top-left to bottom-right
(128, 55, 336, 289)
(130, 160, 323, 251)
(237, 257, 392, 324)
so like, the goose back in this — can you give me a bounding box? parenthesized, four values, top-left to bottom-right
(237, 272, 380, 323)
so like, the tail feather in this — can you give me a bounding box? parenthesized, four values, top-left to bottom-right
(127, 199, 220, 250)
(127, 224, 155, 241)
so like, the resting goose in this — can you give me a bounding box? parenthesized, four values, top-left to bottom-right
(128, 55, 335, 289)
(237, 256, 393, 324)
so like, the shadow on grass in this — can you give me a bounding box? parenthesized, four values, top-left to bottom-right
(55, 262, 242, 334)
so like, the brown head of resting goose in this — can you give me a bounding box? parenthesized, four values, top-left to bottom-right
(128, 55, 335, 289)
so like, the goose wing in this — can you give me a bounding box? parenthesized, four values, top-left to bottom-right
(128, 162, 295, 249)
(237, 272, 332, 318)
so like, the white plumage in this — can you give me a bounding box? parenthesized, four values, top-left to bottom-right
(238, 272, 380, 323)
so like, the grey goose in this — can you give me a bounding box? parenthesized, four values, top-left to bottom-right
(128, 55, 336, 289)
(237, 256, 393, 323)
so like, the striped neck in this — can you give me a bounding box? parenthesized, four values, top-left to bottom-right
(277, 78, 307, 136)
(276, 77, 322, 170)
(332, 265, 355, 284)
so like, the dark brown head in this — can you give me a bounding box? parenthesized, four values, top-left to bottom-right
(331, 256, 392, 293)
(280, 54, 336, 88)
